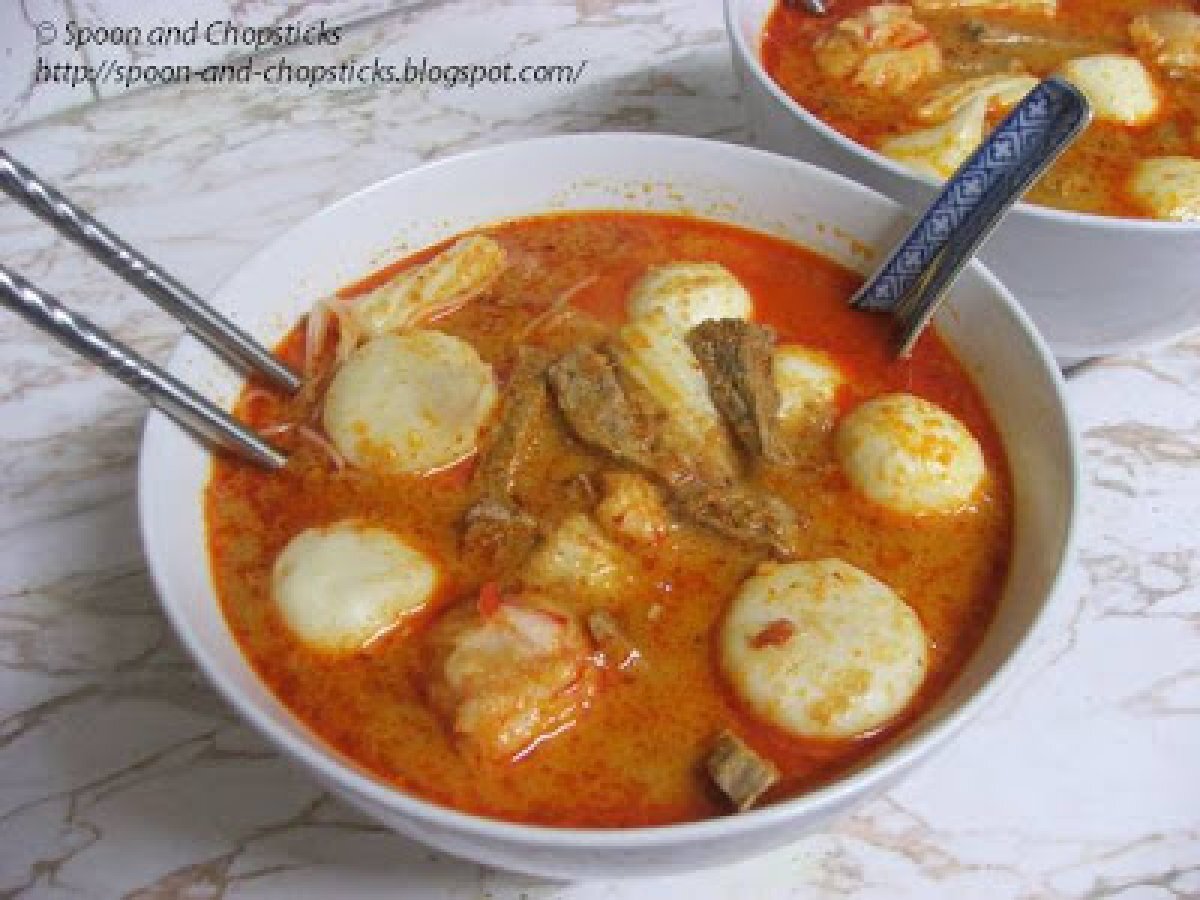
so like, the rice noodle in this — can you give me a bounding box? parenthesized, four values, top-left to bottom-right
(253, 421, 346, 471)
(517, 275, 599, 340)
(559, 274, 599, 305)
(400, 265, 506, 330)
(241, 387, 276, 411)
(401, 289, 472, 330)
(528, 308, 575, 336)
(302, 294, 362, 377)
(303, 298, 331, 378)
(323, 298, 362, 366)
(295, 424, 346, 471)
(307, 392, 325, 425)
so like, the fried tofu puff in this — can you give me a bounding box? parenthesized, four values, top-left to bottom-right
(721, 560, 928, 739)
(835, 393, 986, 516)
(814, 5, 943, 97)
(1127, 157, 1200, 222)
(524, 512, 634, 600)
(883, 75, 1041, 181)
(627, 262, 753, 335)
(322, 330, 497, 474)
(1057, 55, 1160, 126)
(272, 521, 438, 653)
(881, 94, 989, 179)
(426, 599, 597, 761)
(883, 74, 1039, 178)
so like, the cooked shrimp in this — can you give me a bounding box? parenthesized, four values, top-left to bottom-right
(814, 5, 943, 97)
(426, 595, 598, 761)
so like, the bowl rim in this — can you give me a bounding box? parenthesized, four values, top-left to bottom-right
(139, 132, 1081, 850)
(724, 0, 1200, 234)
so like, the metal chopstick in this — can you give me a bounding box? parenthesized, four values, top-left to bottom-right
(0, 266, 287, 470)
(850, 77, 1092, 355)
(0, 150, 301, 394)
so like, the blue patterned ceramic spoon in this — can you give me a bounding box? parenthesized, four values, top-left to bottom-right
(851, 76, 1092, 356)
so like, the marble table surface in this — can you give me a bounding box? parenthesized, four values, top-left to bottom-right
(1, 1, 1197, 897)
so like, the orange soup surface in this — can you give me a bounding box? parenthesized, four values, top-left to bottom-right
(206, 212, 1012, 827)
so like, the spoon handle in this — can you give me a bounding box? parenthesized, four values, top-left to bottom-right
(850, 76, 1091, 353)
(0, 265, 287, 470)
(0, 150, 301, 393)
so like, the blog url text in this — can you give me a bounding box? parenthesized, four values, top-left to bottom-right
(34, 55, 590, 91)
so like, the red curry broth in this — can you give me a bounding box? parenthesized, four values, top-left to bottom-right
(206, 211, 1011, 827)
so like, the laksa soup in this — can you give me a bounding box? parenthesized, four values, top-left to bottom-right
(206, 212, 1012, 827)
(762, 0, 1200, 220)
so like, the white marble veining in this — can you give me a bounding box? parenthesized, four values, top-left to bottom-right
(0, 1, 1197, 897)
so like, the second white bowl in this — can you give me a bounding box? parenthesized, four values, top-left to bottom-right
(726, 0, 1200, 361)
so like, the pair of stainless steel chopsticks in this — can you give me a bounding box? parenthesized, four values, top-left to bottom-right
(850, 77, 1093, 356)
(0, 150, 295, 469)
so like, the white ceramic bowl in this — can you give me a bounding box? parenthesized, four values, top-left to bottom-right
(727, 0, 1200, 361)
(139, 134, 1077, 880)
